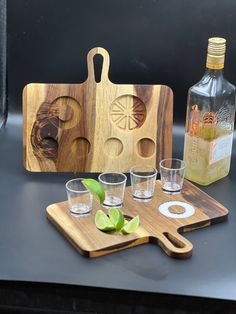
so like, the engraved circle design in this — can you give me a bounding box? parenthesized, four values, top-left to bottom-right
(159, 201, 195, 219)
(51, 96, 81, 130)
(104, 138, 123, 157)
(71, 137, 91, 158)
(59, 104, 73, 122)
(110, 95, 146, 130)
(137, 138, 155, 158)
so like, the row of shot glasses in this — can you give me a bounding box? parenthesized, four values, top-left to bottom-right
(66, 158, 186, 216)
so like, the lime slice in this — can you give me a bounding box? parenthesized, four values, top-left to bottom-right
(121, 216, 140, 234)
(95, 210, 115, 231)
(108, 208, 125, 231)
(82, 179, 105, 204)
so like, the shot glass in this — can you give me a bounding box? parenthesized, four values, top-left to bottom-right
(159, 158, 186, 194)
(65, 178, 93, 216)
(98, 172, 127, 208)
(130, 165, 157, 202)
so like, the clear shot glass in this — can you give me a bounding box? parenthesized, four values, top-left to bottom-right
(98, 172, 127, 208)
(159, 158, 186, 194)
(66, 178, 93, 216)
(130, 165, 157, 202)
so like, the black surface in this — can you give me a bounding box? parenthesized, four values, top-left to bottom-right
(7, 0, 236, 122)
(0, 115, 236, 306)
(0, 281, 236, 313)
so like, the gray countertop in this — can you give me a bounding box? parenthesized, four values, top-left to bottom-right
(1, 114, 236, 302)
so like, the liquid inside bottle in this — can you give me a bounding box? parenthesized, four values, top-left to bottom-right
(183, 37, 235, 185)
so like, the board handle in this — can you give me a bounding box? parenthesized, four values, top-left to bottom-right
(157, 230, 193, 259)
(86, 47, 110, 83)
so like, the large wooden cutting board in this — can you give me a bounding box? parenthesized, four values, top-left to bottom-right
(46, 180, 228, 259)
(23, 47, 173, 172)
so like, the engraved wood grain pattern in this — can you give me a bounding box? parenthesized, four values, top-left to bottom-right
(23, 47, 173, 172)
(46, 180, 228, 259)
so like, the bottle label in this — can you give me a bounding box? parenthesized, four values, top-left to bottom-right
(209, 133, 233, 164)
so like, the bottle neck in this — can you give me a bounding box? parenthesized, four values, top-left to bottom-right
(204, 68, 224, 78)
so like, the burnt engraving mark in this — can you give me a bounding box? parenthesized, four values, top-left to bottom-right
(30, 96, 80, 161)
(31, 101, 59, 160)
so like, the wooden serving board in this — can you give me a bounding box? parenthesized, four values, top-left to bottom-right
(46, 180, 228, 259)
(23, 47, 173, 172)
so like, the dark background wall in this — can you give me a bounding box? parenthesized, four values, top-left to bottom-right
(0, 0, 6, 126)
(7, 0, 236, 123)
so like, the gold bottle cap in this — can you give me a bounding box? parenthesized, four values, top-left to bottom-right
(206, 37, 226, 69)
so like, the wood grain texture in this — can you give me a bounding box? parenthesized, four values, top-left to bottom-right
(46, 180, 228, 259)
(23, 47, 173, 172)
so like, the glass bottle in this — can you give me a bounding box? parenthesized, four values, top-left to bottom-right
(183, 37, 236, 185)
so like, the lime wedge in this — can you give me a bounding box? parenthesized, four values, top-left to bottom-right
(82, 179, 105, 204)
(95, 210, 115, 231)
(108, 208, 125, 231)
(121, 216, 140, 234)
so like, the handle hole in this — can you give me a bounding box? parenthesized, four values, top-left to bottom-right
(163, 232, 185, 248)
(93, 54, 103, 83)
